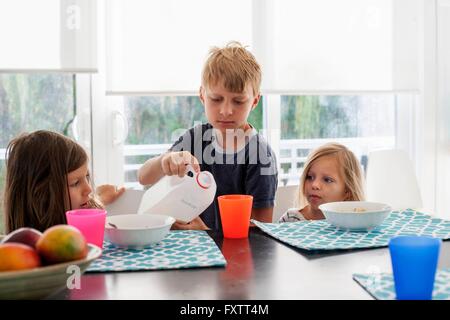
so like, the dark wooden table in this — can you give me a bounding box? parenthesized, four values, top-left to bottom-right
(49, 228, 450, 300)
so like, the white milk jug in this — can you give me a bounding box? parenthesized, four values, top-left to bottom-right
(137, 169, 217, 223)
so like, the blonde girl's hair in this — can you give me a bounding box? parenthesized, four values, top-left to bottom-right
(3, 130, 103, 233)
(297, 142, 365, 207)
(201, 41, 261, 96)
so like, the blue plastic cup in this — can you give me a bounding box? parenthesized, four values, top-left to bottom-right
(389, 235, 441, 300)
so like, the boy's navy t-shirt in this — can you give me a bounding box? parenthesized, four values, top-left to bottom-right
(169, 123, 278, 232)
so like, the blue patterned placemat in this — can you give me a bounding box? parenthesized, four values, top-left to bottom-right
(353, 268, 450, 300)
(86, 230, 226, 272)
(252, 210, 450, 251)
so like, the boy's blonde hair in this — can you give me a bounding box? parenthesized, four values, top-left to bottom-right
(202, 41, 261, 96)
(297, 142, 365, 207)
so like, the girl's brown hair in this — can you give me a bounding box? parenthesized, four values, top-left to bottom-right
(297, 143, 365, 207)
(3, 130, 101, 233)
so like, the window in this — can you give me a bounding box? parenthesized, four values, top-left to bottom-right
(117, 93, 399, 190)
(279, 95, 397, 185)
(0, 74, 76, 233)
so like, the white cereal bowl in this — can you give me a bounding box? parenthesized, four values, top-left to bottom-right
(105, 214, 175, 249)
(319, 201, 391, 231)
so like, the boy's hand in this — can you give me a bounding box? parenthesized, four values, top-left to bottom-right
(96, 184, 125, 206)
(171, 217, 210, 231)
(161, 151, 200, 177)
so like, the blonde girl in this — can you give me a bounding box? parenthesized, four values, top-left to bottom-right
(279, 142, 364, 222)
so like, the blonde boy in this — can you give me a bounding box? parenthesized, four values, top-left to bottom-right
(138, 41, 278, 232)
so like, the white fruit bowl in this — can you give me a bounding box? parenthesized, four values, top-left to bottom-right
(0, 243, 101, 300)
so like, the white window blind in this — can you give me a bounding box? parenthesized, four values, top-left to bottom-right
(106, 0, 252, 95)
(105, 0, 420, 95)
(269, 0, 420, 93)
(0, 0, 97, 72)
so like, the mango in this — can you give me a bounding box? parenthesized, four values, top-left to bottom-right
(0, 243, 41, 272)
(1, 227, 43, 249)
(36, 225, 88, 264)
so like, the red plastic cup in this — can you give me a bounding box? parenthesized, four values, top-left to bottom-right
(218, 195, 253, 239)
(66, 209, 106, 248)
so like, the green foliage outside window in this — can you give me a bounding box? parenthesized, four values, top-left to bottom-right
(281, 96, 358, 139)
(125, 96, 264, 145)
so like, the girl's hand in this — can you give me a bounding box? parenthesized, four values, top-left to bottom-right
(161, 151, 200, 177)
(96, 184, 125, 206)
(171, 217, 210, 231)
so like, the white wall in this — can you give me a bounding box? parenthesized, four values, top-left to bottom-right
(435, 0, 450, 218)
(416, 0, 450, 219)
(416, 0, 438, 215)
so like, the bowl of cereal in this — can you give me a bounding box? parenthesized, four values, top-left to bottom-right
(319, 201, 391, 231)
(104, 214, 175, 249)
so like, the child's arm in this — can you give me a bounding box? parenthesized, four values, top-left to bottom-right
(138, 151, 201, 186)
(171, 217, 210, 231)
(251, 207, 274, 224)
(96, 184, 125, 206)
(138, 154, 166, 185)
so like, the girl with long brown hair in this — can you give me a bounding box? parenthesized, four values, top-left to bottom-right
(3, 130, 124, 233)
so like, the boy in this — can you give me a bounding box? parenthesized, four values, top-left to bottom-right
(138, 41, 278, 232)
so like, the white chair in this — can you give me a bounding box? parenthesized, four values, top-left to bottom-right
(365, 149, 423, 210)
(273, 185, 299, 222)
(105, 189, 145, 216)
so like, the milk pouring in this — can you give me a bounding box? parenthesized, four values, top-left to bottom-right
(137, 169, 217, 223)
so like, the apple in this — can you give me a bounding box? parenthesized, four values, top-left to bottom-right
(1, 227, 43, 249)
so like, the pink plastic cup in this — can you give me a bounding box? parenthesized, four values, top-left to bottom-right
(66, 209, 106, 248)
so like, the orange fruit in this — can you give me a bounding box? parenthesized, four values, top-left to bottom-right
(36, 225, 88, 264)
(0, 243, 41, 272)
